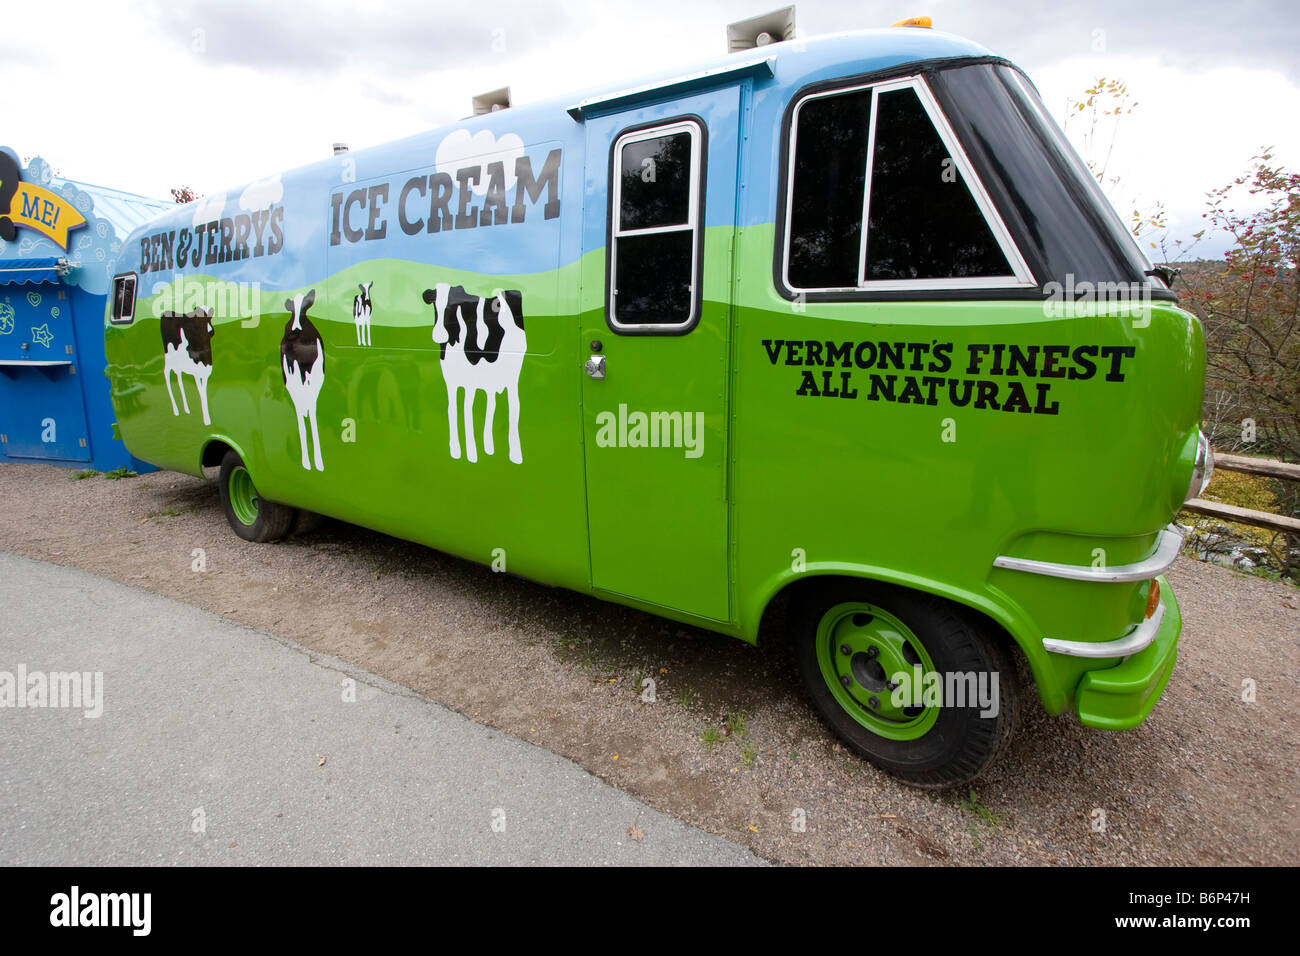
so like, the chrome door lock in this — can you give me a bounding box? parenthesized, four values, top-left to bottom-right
(584, 355, 606, 379)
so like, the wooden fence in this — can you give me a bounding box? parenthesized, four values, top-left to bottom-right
(1181, 453, 1300, 535)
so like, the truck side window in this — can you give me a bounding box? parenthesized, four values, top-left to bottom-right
(609, 120, 703, 331)
(784, 77, 1031, 294)
(788, 90, 871, 289)
(110, 273, 137, 324)
(865, 87, 1010, 281)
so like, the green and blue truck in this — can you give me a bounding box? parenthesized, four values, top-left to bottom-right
(104, 22, 1210, 786)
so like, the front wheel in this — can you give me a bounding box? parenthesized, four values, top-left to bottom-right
(794, 580, 1019, 789)
(217, 450, 296, 543)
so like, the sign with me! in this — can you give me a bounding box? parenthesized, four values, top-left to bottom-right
(0, 151, 87, 249)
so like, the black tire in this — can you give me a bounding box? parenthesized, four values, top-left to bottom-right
(290, 509, 327, 536)
(794, 580, 1019, 789)
(217, 450, 296, 543)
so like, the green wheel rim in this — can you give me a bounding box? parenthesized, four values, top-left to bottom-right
(228, 465, 260, 527)
(815, 601, 940, 741)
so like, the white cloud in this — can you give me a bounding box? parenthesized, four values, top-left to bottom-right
(435, 129, 526, 196)
(190, 192, 227, 227)
(239, 173, 283, 210)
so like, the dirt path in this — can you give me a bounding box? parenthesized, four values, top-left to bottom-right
(1, 462, 1296, 865)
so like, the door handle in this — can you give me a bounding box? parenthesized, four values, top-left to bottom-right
(585, 355, 606, 379)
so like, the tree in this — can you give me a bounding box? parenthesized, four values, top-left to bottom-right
(171, 186, 202, 204)
(1063, 77, 1134, 188)
(1178, 151, 1300, 462)
(1063, 77, 1203, 262)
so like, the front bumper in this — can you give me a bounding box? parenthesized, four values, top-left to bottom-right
(1073, 574, 1181, 730)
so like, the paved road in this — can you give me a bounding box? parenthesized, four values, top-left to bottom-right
(0, 552, 762, 866)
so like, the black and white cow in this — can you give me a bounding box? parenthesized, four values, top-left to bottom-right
(161, 307, 215, 426)
(280, 290, 325, 471)
(353, 281, 373, 346)
(420, 283, 525, 464)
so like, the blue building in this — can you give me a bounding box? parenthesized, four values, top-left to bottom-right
(0, 147, 169, 471)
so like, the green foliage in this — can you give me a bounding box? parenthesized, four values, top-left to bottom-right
(1181, 152, 1300, 463)
(725, 710, 749, 739)
(102, 467, 137, 480)
(960, 789, 1004, 828)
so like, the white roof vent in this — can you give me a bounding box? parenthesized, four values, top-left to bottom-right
(472, 87, 512, 116)
(726, 6, 796, 53)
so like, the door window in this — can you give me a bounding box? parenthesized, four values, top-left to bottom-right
(609, 120, 704, 331)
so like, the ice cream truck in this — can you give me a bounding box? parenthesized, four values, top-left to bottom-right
(104, 17, 1210, 787)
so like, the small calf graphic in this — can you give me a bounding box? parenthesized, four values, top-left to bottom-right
(353, 281, 373, 346)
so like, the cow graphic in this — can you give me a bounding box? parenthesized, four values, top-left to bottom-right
(420, 284, 525, 464)
(161, 307, 215, 426)
(353, 281, 373, 346)
(280, 290, 325, 471)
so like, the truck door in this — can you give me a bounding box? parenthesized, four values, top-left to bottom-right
(580, 88, 739, 623)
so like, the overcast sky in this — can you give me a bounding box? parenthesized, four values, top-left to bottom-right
(4, 0, 1297, 260)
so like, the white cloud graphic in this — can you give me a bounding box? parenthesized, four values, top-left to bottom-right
(191, 192, 226, 227)
(435, 129, 525, 197)
(239, 173, 283, 211)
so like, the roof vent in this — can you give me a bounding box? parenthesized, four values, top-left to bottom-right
(726, 6, 796, 53)
(472, 87, 512, 116)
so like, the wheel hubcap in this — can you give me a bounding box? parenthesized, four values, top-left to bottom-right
(816, 602, 939, 740)
(228, 466, 260, 526)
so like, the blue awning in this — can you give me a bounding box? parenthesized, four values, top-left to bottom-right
(0, 257, 69, 286)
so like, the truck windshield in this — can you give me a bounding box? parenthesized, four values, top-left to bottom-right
(929, 61, 1172, 299)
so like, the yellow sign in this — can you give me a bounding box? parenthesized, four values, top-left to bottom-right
(6, 182, 86, 249)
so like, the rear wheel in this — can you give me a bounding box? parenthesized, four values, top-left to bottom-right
(218, 450, 296, 543)
(795, 580, 1019, 789)
(290, 509, 326, 536)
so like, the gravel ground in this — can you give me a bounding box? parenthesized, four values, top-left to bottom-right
(1, 462, 1296, 866)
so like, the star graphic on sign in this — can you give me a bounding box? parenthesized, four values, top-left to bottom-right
(31, 323, 54, 348)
